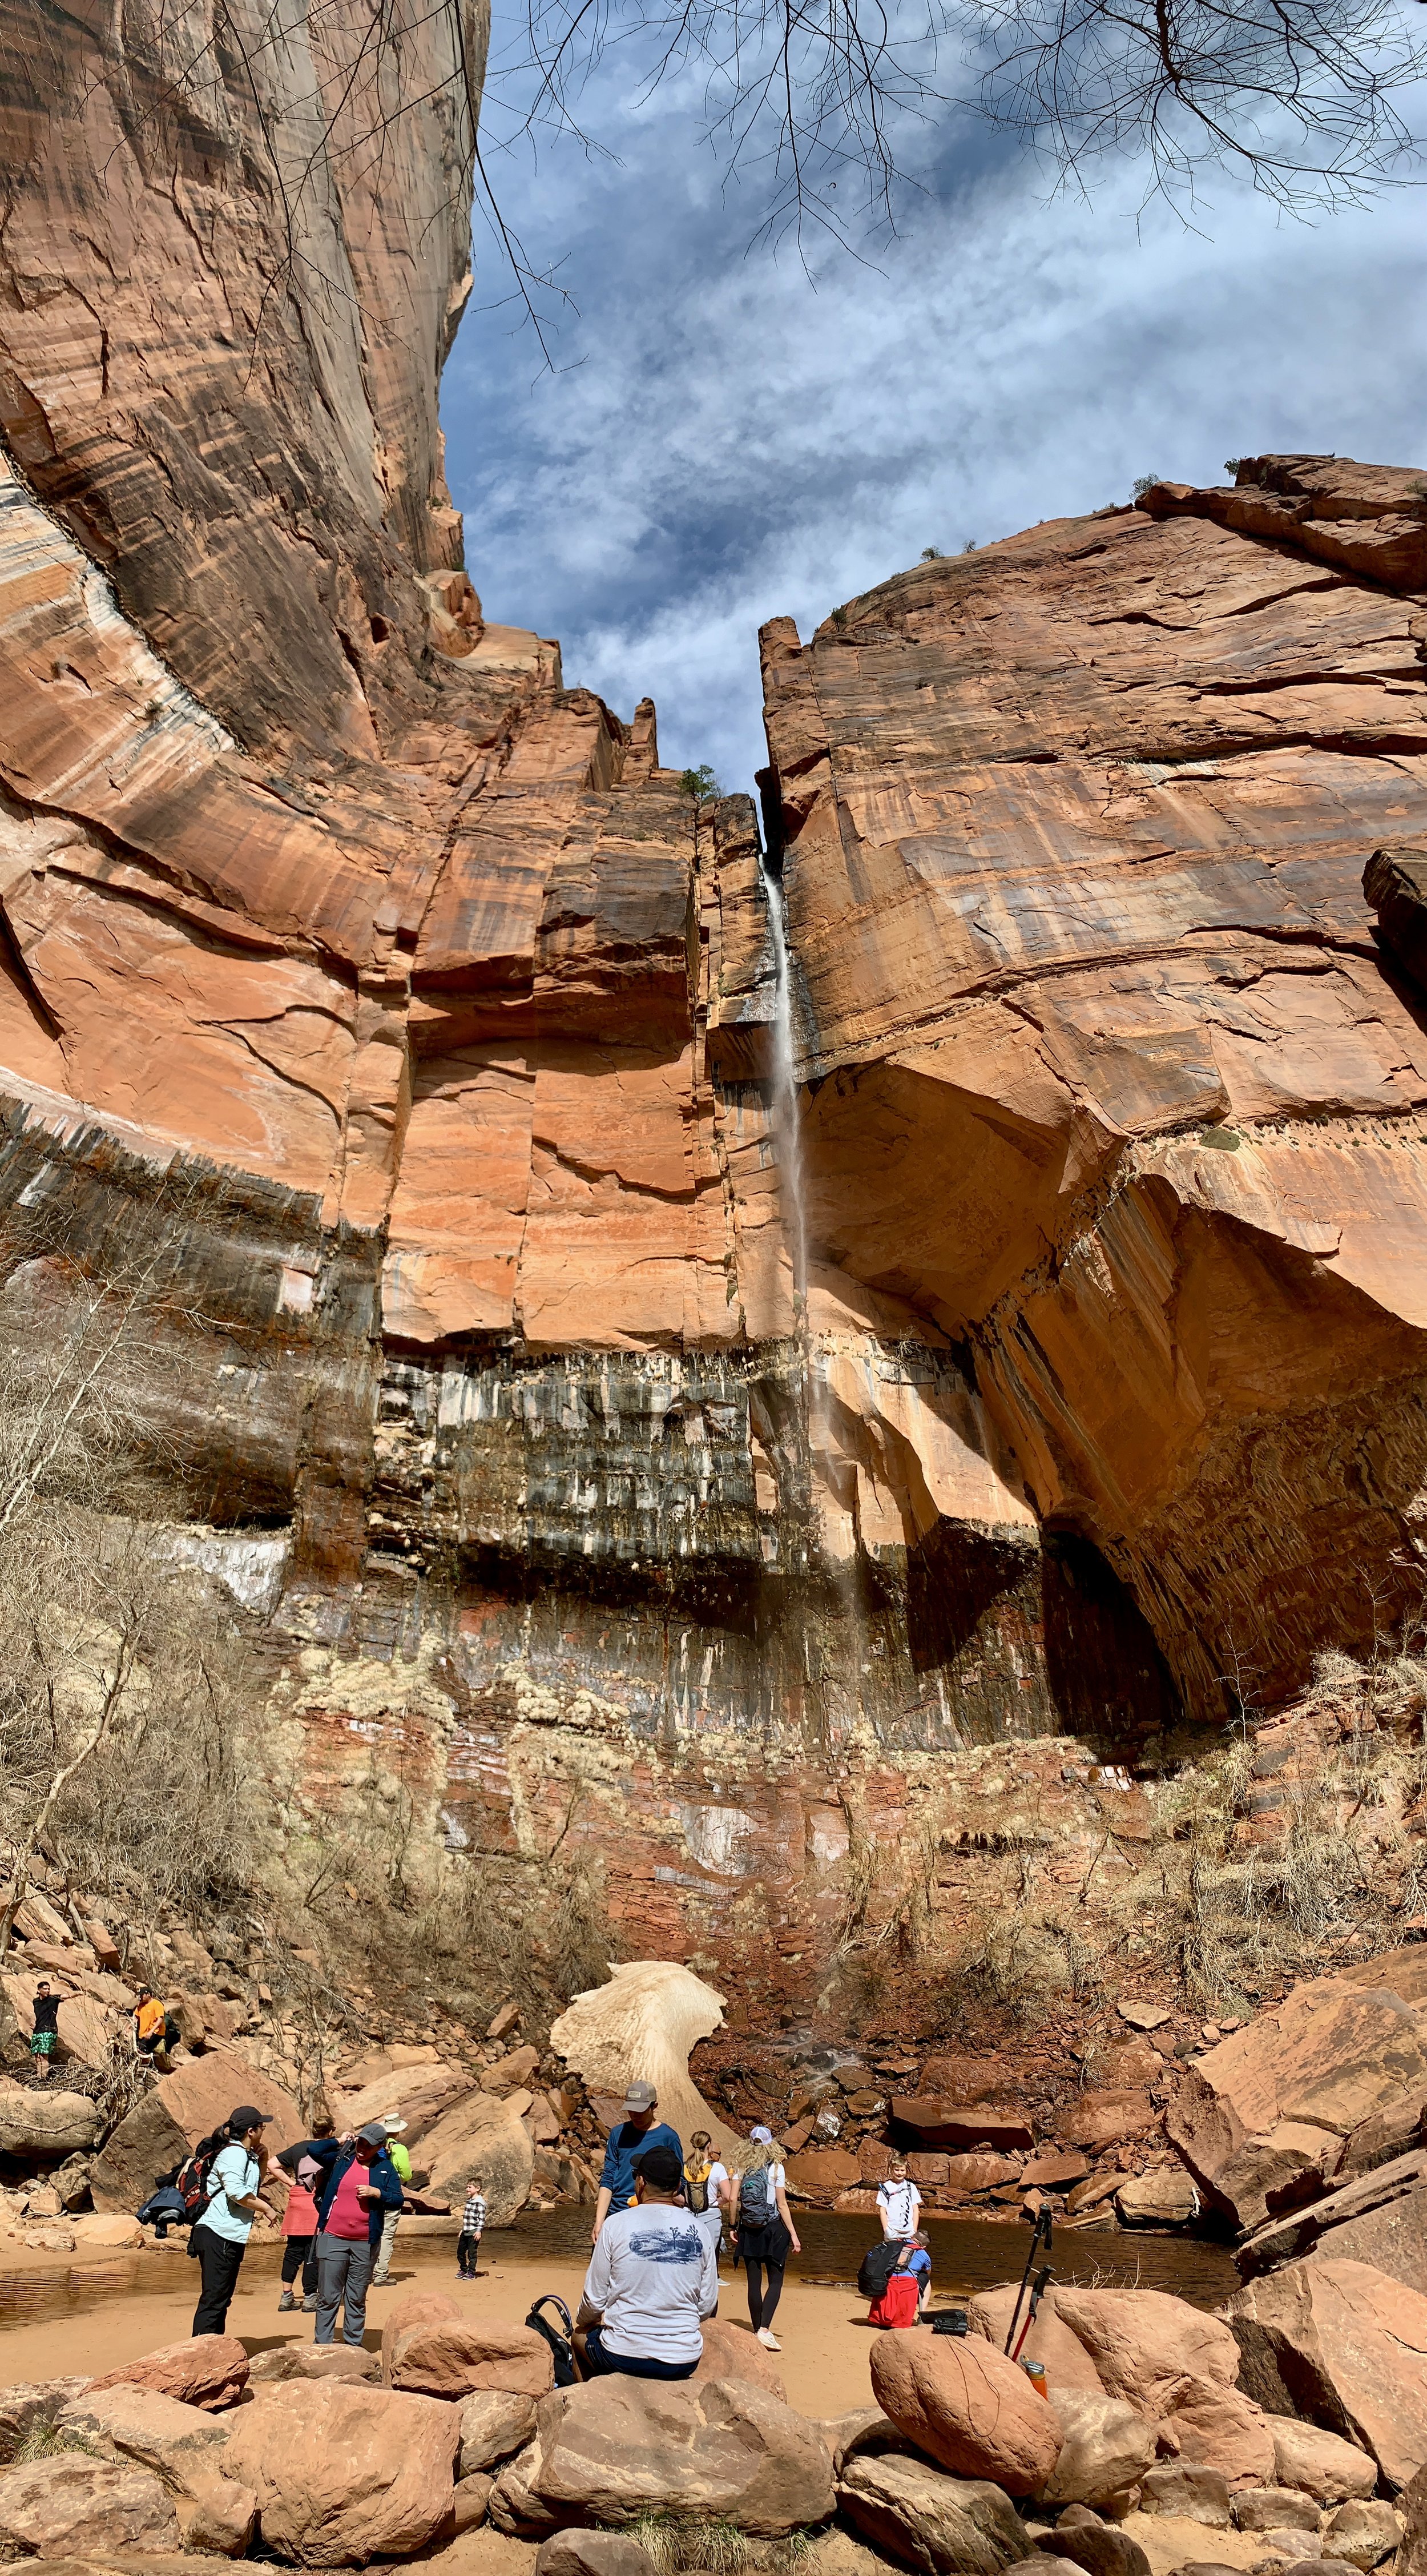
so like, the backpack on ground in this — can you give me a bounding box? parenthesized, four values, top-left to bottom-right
(526, 2294, 577, 2388)
(737, 2164, 773, 2228)
(857, 2238, 906, 2302)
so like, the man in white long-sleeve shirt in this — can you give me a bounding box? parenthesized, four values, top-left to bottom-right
(575, 2142, 718, 2380)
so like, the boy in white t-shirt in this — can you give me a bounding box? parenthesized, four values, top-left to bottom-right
(877, 2158, 921, 2241)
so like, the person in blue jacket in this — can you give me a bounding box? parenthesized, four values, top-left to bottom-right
(304, 2121, 405, 2346)
(592, 2081, 683, 2244)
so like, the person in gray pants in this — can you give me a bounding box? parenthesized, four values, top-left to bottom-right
(305, 2122, 404, 2347)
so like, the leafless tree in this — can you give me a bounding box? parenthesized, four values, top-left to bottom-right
(73, 0, 1426, 367)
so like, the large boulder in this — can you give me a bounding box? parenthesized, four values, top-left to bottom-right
(1168, 1952, 1427, 2234)
(388, 2313, 554, 2400)
(0, 2078, 99, 2157)
(969, 2287, 1107, 2395)
(333, 2061, 477, 2144)
(1042, 2390, 1158, 2511)
(61, 2380, 233, 2485)
(786, 2149, 862, 2198)
(382, 2289, 554, 2398)
(1243, 2155, 1427, 2297)
(0, 2453, 182, 2554)
(840, 2450, 1027, 2572)
(870, 2326, 1062, 2496)
(1037, 2518, 1152, 2576)
(459, 2390, 541, 2476)
(1159, 2377, 1277, 2489)
(538, 2533, 662, 2576)
(1323, 2500, 1404, 2566)
(90, 2045, 303, 2213)
(1140, 2464, 1232, 2523)
(0, 2376, 92, 2456)
(1228, 2258, 1427, 2491)
(248, 2345, 381, 2385)
(490, 2436, 565, 2538)
(522, 2374, 836, 2535)
(550, 1961, 743, 2161)
(1231, 2488, 1321, 2533)
(1053, 2289, 1240, 2419)
(694, 2317, 788, 2397)
(91, 2333, 249, 2413)
(1063, 2095, 1158, 2155)
(819, 2407, 902, 2476)
(219, 2378, 461, 2566)
(889, 2100, 1034, 2152)
(1272, 2423, 1379, 2503)
(949, 2155, 1027, 2193)
(409, 2089, 534, 2225)
(1116, 2170, 1202, 2228)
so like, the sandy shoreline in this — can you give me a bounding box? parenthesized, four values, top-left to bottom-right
(0, 2235, 894, 2419)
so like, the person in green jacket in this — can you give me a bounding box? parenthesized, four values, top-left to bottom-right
(371, 2123, 411, 2286)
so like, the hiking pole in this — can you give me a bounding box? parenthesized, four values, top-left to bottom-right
(1003, 2203, 1054, 2356)
(1010, 2263, 1054, 2362)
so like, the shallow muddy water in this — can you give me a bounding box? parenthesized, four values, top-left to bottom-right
(0, 2195, 1231, 2338)
(0, 2207, 1237, 2342)
(502, 2204, 1240, 2308)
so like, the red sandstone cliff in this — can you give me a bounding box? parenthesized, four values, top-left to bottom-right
(1, 1, 1426, 2010)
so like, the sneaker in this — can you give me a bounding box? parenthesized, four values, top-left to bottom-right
(301, 2293, 318, 2312)
(277, 2291, 296, 2312)
(755, 2328, 781, 2350)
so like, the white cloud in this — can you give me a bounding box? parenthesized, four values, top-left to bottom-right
(442, 81, 1427, 794)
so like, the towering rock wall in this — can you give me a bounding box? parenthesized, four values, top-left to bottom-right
(759, 458, 1427, 1724)
(0, 14, 1424, 1999)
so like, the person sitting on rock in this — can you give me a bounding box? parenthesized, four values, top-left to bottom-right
(29, 1982, 59, 2082)
(574, 2141, 717, 2380)
(132, 1987, 168, 2067)
(877, 2156, 921, 2244)
(591, 2079, 683, 2244)
(305, 2119, 405, 2348)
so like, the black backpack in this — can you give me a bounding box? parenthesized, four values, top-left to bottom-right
(526, 2295, 577, 2388)
(857, 2239, 906, 2301)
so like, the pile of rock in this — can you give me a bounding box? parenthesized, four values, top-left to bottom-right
(2, 2263, 1422, 2572)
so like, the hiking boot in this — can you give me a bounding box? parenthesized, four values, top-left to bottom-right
(277, 2290, 296, 2312)
(301, 2292, 318, 2312)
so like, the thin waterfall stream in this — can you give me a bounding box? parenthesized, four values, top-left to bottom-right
(761, 856, 808, 1323)
(761, 852, 863, 1698)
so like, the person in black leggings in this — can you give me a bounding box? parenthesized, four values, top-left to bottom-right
(732, 2130, 802, 2352)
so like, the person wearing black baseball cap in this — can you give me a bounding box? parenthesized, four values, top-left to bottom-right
(574, 2140, 717, 2380)
(190, 2106, 269, 2336)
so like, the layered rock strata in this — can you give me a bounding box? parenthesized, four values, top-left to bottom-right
(760, 460, 1427, 1719)
(1, 3, 1425, 1996)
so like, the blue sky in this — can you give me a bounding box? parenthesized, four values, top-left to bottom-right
(440, 63, 1427, 795)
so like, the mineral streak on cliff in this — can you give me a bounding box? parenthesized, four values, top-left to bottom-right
(0, 0, 1425, 2002)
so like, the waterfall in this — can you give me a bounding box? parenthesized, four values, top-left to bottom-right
(761, 858, 808, 1324)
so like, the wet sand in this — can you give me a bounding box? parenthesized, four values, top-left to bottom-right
(0, 2235, 890, 2418)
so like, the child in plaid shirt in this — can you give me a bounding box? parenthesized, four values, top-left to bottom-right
(457, 2179, 486, 2280)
